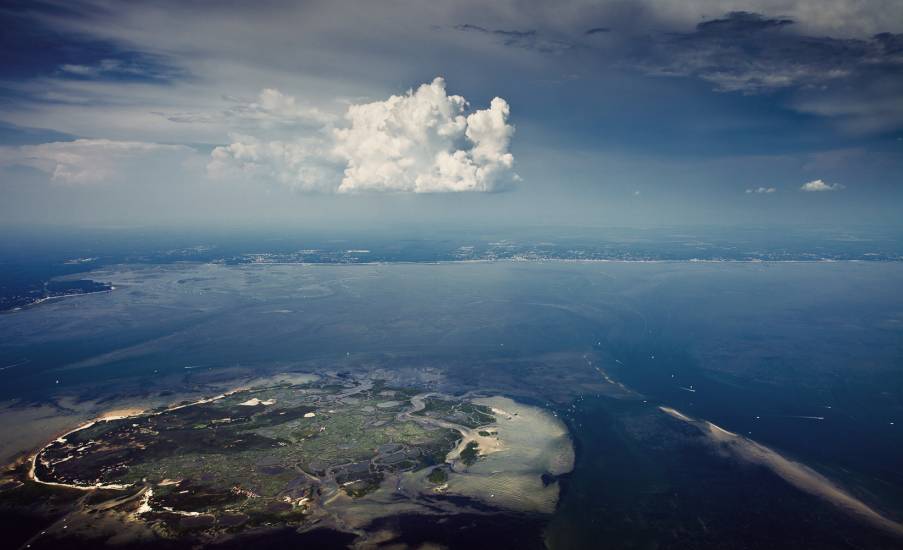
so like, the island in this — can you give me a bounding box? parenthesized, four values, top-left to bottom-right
(4, 373, 575, 547)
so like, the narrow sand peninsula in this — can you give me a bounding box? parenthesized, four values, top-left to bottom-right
(98, 408, 148, 420)
(659, 406, 903, 539)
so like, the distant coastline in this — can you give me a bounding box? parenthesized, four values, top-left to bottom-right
(1, 281, 113, 313)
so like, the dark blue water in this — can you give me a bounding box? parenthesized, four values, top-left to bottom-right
(1, 259, 901, 548)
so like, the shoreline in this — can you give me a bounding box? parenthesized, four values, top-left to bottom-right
(26, 391, 233, 490)
(21, 373, 321, 490)
(1, 287, 115, 314)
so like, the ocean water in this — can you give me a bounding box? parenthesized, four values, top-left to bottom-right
(1, 261, 901, 547)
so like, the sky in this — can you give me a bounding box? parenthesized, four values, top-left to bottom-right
(0, 0, 901, 229)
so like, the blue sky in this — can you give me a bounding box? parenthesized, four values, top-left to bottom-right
(0, 0, 901, 228)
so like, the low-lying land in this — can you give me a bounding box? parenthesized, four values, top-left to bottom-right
(1, 373, 574, 547)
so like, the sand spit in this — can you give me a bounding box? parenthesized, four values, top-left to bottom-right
(98, 408, 148, 420)
(323, 394, 576, 533)
(442, 396, 575, 514)
(659, 406, 903, 539)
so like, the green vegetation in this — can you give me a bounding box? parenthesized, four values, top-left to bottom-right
(343, 477, 383, 498)
(413, 398, 496, 428)
(460, 441, 480, 466)
(414, 397, 457, 416)
(31, 377, 482, 531)
(427, 467, 448, 484)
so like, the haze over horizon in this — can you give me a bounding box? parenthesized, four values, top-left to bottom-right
(1, 0, 901, 229)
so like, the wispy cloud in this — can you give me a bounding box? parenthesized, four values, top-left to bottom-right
(453, 24, 574, 54)
(745, 186, 776, 194)
(0, 139, 193, 184)
(157, 89, 334, 129)
(57, 57, 183, 83)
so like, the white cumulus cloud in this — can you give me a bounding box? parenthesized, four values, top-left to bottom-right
(0, 139, 192, 184)
(334, 77, 517, 193)
(208, 77, 518, 193)
(800, 179, 845, 192)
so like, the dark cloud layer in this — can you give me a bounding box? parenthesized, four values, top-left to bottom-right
(638, 12, 903, 93)
(630, 12, 903, 132)
(449, 10, 903, 133)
